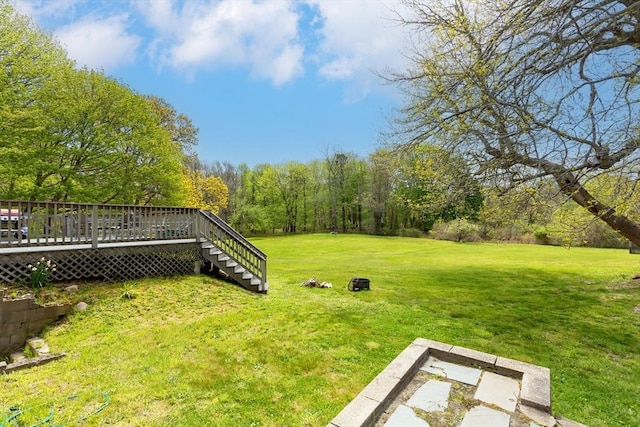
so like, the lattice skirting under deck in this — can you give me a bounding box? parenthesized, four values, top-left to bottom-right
(0, 243, 202, 286)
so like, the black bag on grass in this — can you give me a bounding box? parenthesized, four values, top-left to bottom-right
(348, 277, 370, 291)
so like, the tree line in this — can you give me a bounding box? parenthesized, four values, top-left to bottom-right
(202, 152, 636, 248)
(204, 147, 482, 236)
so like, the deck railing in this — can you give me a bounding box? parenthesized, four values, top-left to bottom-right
(1, 200, 196, 248)
(0, 200, 266, 284)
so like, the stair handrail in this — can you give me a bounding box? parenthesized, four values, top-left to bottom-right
(198, 210, 266, 259)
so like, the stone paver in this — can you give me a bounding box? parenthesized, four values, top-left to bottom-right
(460, 405, 510, 427)
(383, 405, 430, 427)
(406, 379, 451, 412)
(474, 371, 520, 412)
(421, 356, 482, 385)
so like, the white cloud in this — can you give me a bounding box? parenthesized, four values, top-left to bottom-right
(137, 0, 304, 85)
(12, 0, 411, 94)
(307, 0, 410, 100)
(11, 0, 83, 21)
(54, 14, 142, 71)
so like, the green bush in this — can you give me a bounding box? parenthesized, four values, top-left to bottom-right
(430, 219, 481, 242)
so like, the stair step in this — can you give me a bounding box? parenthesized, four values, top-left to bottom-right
(242, 272, 253, 280)
(218, 255, 230, 262)
(201, 242, 215, 249)
(250, 278, 261, 286)
(208, 249, 223, 256)
(226, 261, 238, 268)
(234, 266, 245, 274)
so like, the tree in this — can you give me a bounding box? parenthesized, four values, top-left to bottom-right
(0, 2, 188, 205)
(183, 169, 228, 214)
(145, 95, 198, 156)
(325, 151, 367, 233)
(391, 0, 640, 245)
(368, 149, 395, 234)
(206, 161, 240, 220)
(393, 144, 483, 231)
(0, 1, 73, 198)
(32, 67, 186, 204)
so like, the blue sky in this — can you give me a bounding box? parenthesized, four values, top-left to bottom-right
(12, 0, 412, 167)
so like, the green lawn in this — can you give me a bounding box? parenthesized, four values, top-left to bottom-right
(1, 234, 639, 426)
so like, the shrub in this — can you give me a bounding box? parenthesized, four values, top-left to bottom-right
(533, 226, 551, 245)
(430, 219, 481, 242)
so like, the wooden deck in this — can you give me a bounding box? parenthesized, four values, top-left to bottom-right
(0, 200, 267, 293)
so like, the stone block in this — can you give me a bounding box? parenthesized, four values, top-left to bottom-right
(414, 338, 453, 354)
(406, 379, 451, 412)
(495, 357, 547, 379)
(359, 371, 404, 406)
(382, 404, 430, 427)
(9, 351, 26, 363)
(327, 395, 380, 427)
(28, 306, 60, 322)
(27, 337, 50, 356)
(521, 370, 551, 412)
(421, 356, 482, 386)
(474, 372, 520, 413)
(460, 405, 510, 427)
(56, 304, 72, 316)
(519, 404, 556, 426)
(382, 341, 431, 382)
(8, 310, 29, 323)
(555, 415, 588, 427)
(447, 346, 497, 368)
(0, 322, 22, 336)
(10, 331, 27, 346)
(4, 298, 34, 312)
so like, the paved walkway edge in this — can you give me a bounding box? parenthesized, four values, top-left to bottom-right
(326, 338, 554, 427)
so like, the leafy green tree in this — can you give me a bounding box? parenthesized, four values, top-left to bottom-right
(393, 144, 483, 231)
(391, 0, 640, 245)
(32, 68, 185, 204)
(207, 161, 241, 220)
(325, 151, 368, 232)
(367, 149, 396, 234)
(0, 1, 73, 198)
(307, 159, 330, 232)
(270, 162, 309, 233)
(0, 2, 188, 205)
(146, 95, 198, 157)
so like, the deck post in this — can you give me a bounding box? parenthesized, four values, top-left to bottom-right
(91, 205, 98, 249)
(194, 210, 201, 242)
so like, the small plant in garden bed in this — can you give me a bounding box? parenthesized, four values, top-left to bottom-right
(27, 258, 56, 289)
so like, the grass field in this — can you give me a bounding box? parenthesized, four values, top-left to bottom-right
(1, 234, 639, 426)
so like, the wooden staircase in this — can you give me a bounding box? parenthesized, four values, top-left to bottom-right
(201, 242, 263, 292)
(198, 210, 268, 293)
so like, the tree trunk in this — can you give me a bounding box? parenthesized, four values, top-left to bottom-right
(554, 171, 640, 246)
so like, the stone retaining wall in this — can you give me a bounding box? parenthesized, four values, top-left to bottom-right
(0, 290, 71, 356)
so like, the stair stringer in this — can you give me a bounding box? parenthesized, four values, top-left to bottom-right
(200, 241, 268, 293)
